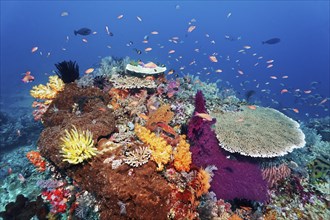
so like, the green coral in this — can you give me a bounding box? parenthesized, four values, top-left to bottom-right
(60, 125, 98, 164)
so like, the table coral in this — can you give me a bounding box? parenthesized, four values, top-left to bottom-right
(212, 106, 306, 157)
(188, 91, 268, 202)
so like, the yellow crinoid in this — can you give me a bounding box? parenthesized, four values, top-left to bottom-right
(60, 125, 98, 164)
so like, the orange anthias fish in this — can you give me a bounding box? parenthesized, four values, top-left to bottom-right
(26, 151, 46, 172)
(209, 56, 218, 63)
(247, 105, 257, 110)
(84, 68, 94, 74)
(22, 71, 35, 83)
(145, 47, 152, 52)
(157, 122, 177, 136)
(281, 89, 288, 94)
(293, 108, 299, 113)
(187, 25, 196, 33)
(195, 112, 213, 121)
(144, 62, 157, 68)
(31, 46, 38, 53)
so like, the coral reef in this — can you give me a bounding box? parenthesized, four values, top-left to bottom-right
(134, 124, 172, 171)
(70, 158, 172, 219)
(0, 194, 48, 220)
(123, 146, 151, 167)
(145, 104, 174, 130)
(213, 106, 306, 157)
(30, 75, 65, 121)
(188, 91, 268, 202)
(173, 135, 192, 172)
(60, 126, 98, 164)
(261, 163, 291, 188)
(109, 73, 157, 89)
(94, 56, 130, 77)
(0, 110, 42, 151)
(54, 60, 80, 83)
(37, 83, 116, 169)
(30, 75, 65, 100)
(26, 151, 46, 172)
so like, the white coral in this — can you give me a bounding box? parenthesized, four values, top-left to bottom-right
(123, 147, 151, 167)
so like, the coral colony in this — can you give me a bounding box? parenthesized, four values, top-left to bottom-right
(1, 57, 329, 220)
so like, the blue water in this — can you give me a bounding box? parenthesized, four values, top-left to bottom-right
(1, 1, 329, 120)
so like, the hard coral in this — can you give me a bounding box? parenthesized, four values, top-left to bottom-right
(134, 124, 172, 171)
(213, 106, 306, 157)
(60, 125, 98, 164)
(123, 146, 151, 167)
(188, 91, 268, 202)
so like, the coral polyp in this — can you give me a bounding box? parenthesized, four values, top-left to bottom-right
(60, 125, 98, 164)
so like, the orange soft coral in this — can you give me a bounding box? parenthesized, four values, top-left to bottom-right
(26, 151, 46, 172)
(173, 135, 192, 172)
(134, 124, 172, 171)
(191, 168, 211, 198)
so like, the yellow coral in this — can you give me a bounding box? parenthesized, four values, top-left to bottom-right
(48, 75, 65, 91)
(173, 135, 192, 172)
(60, 125, 98, 164)
(134, 124, 172, 171)
(30, 75, 64, 100)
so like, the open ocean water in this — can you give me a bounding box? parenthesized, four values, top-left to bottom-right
(0, 1, 329, 220)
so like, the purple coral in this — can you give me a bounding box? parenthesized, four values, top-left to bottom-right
(187, 90, 268, 202)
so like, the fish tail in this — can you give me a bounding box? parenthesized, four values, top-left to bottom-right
(74, 30, 77, 36)
(262, 41, 265, 44)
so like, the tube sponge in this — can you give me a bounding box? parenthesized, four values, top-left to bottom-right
(60, 125, 98, 164)
(134, 124, 172, 171)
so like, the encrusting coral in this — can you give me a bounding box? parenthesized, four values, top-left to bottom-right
(173, 135, 192, 172)
(60, 125, 98, 164)
(134, 123, 172, 171)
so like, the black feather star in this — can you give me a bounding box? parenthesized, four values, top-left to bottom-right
(55, 60, 80, 83)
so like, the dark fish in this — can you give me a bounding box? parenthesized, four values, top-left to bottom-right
(133, 48, 142, 55)
(109, 32, 114, 37)
(245, 90, 256, 102)
(74, 28, 92, 36)
(262, 38, 281, 44)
